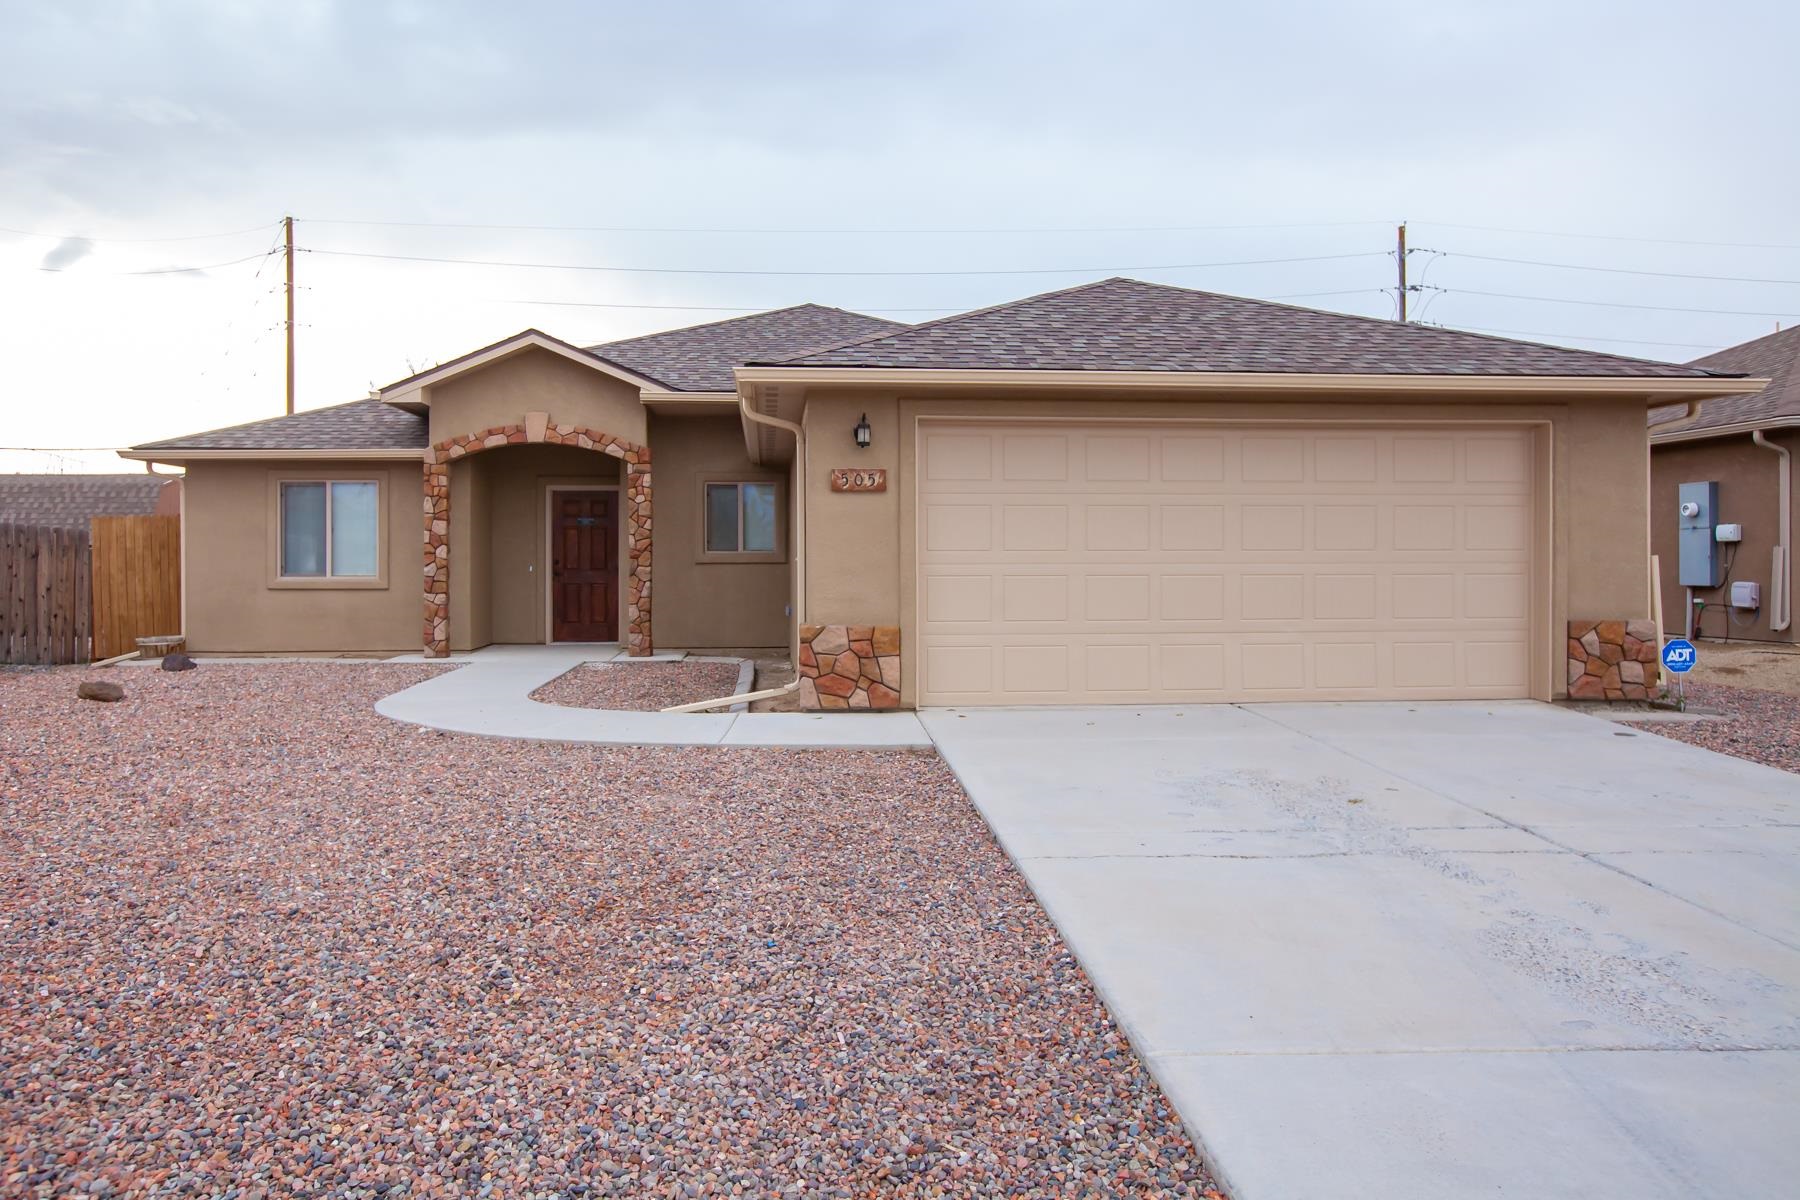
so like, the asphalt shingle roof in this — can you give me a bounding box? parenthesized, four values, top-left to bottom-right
(1649, 325, 1800, 436)
(0, 474, 176, 529)
(757, 277, 1726, 379)
(588, 304, 908, 392)
(132, 400, 428, 453)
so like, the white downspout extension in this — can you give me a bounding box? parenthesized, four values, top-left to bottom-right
(1753, 429, 1792, 632)
(662, 392, 808, 712)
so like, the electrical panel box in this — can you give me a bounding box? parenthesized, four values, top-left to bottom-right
(1731, 580, 1761, 609)
(1715, 523, 1743, 543)
(1678, 481, 1723, 587)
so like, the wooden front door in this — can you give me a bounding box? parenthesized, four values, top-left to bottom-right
(551, 490, 618, 642)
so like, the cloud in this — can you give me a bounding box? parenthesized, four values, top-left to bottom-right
(38, 237, 93, 271)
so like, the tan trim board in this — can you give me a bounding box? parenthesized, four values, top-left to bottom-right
(639, 390, 738, 406)
(737, 365, 1765, 399)
(120, 448, 426, 463)
(378, 330, 667, 401)
(1651, 414, 1800, 445)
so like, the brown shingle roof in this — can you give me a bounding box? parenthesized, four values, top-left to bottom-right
(132, 400, 428, 453)
(757, 277, 1727, 379)
(589, 304, 908, 392)
(1649, 325, 1800, 436)
(0, 474, 176, 529)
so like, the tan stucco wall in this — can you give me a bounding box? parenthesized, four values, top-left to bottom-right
(798, 388, 1659, 704)
(448, 445, 621, 649)
(425, 347, 648, 449)
(182, 459, 420, 653)
(1651, 429, 1799, 644)
(650, 413, 790, 649)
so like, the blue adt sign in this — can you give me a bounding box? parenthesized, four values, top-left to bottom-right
(1662, 638, 1698, 674)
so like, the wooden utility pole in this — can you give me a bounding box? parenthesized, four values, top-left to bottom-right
(1396, 222, 1408, 323)
(283, 215, 295, 415)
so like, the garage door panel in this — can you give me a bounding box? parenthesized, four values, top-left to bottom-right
(918, 424, 1536, 705)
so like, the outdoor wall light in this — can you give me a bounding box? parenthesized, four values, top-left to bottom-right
(853, 413, 872, 449)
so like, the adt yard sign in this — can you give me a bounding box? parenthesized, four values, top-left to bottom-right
(1662, 638, 1698, 674)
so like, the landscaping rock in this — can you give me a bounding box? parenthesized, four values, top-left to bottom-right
(75, 680, 123, 702)
(159, 652, 197, 672)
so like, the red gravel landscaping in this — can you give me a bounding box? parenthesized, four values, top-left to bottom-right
(0, 664, 1217, 1198)
(1625, 680, 1800, 775)
(529, 660, 744, 712)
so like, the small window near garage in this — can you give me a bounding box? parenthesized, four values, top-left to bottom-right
(280, 480, 380, 577)
(703, 481, 781, 559)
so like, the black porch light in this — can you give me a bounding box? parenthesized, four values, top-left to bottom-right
(853, 413, 872, 449)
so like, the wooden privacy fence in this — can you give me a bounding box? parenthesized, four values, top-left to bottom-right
(91, 515, 181, 662)
(0, 523, 92, 665)
(0, 515, 180, 666)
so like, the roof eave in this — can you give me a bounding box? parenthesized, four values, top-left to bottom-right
(733, 365, 1765, 400)
(118, 448, 427, 463)
(1651, 413, 1800, 446)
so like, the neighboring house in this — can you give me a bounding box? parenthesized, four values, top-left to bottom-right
(123, 278, 1758, 708)
(0, 472, 180, 529)
(1649, 325, 1799, 644)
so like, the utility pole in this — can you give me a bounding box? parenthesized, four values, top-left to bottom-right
(283, 215, 296, 415)
(1396, 222, 1408, 323)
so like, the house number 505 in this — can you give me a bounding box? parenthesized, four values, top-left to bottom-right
(830, 468, 887, 492)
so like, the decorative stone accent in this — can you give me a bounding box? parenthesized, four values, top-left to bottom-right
(423, 421, 652, 658)
(798, 624, 901, 710)
(1567, 619, 1659, 700)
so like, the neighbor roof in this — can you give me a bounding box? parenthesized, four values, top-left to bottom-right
(754, 277, 1729, 379)
(130, 400, 428, 454)
(0, 474, 176, 529)
(590, 304, 908, 392)
(1650, 325, 1800, 438)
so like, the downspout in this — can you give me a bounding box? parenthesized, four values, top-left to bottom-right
(1647, 400, 1703, 435)
(663, 390, 807, 711)
(1753, 429, 1792, 632)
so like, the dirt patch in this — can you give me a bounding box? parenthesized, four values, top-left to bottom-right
(530, 659, 743, 711)
(1625, 680, 1800, 774)
(1680, 640, 1800, 698)
(0, 663, 1215, 1197)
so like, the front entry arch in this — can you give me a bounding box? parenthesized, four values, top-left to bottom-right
(424, 420, 651, 657)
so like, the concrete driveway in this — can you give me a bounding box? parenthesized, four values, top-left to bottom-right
(921, 701, 1800, 1200)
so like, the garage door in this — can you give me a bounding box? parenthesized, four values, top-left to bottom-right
(916, 423, 1536, 705)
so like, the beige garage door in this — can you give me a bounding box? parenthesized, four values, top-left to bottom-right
(916, 422, 1536, 705)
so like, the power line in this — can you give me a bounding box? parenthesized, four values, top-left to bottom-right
(301, 216, 1393, 236)
(0, 220, 279, 244)
(297, 246, 1388, 278)
(1455, 288, 1800, 319)
(1439, 324, 1723, 351)
(1420, 220, 1800, 252)
(1454, 252, 1800, 286)
(493, 286, 1384, 316)
(35, 249, 279, 276)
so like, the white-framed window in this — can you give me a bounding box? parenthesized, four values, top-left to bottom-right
(704, 480, 779, 555)
(279, 480, 380, 578)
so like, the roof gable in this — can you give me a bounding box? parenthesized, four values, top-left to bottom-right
(589, 304, 908, 392)
(756, 277, 1723, 380)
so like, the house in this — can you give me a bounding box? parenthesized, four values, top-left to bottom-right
(1649, 326, 1797, 644)
(122, 278, 1759, 708)
(0, 473, 180, 529)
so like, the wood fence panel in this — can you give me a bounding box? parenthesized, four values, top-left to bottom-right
(90, 515, 181, 662)
(0, 522, 92, 664)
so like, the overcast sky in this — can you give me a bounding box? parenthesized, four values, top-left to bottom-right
(3, 0, 1796, 472)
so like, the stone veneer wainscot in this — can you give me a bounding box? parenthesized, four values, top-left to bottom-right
(1567, 619, 1660, 700)
(798, 625, 900, 710)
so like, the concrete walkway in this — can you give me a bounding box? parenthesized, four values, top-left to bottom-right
(375, 644, 930, 748)
(922, 701, 1800, 1200)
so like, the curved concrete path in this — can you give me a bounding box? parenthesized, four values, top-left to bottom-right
(376, 644, 930, 748)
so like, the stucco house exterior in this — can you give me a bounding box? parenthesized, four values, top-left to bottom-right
(1649, 326, 1797, 644)
(124, 278, 1760, 708)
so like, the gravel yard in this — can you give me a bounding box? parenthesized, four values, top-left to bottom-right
(529, 660, 744, 712)
(0, 664, 1216, 1198)
(1625, 680, 1800, 775)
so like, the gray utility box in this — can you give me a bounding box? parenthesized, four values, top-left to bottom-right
(1678, 480, 1723, 588)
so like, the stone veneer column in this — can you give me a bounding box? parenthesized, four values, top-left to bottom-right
(421, 422, 651, 659)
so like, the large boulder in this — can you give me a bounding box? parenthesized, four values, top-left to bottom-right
(160, 652, 197, 672)
(77, 680, 124, 703)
